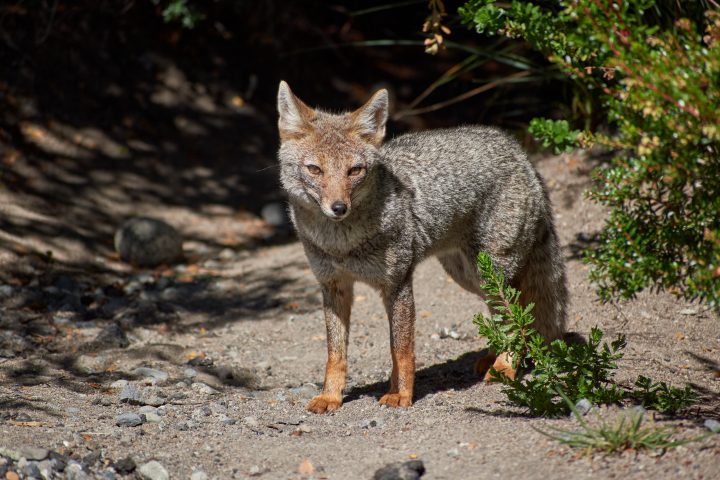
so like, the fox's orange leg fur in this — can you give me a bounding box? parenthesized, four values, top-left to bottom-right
(475, 351, 517, 382)
(307, 278, 353, 414)
(379, 280, 415, 407)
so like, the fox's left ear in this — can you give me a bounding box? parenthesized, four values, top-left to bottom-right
(351, 89, 388, 147)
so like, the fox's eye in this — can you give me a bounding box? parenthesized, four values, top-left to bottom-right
(306, 165, 322, 175)
(348, 166, 364, 177)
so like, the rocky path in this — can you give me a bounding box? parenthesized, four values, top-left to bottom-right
(1, 153, 719, 479)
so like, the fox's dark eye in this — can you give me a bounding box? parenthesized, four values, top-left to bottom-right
(306, 165, 322, 175)
(348, 166, 364, 177)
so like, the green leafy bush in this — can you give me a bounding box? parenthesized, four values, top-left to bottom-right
(629, 375, 696, 414)
(461, 1, 720, 307)
(474, 252, 695, 416)
(151, 0, 203, 28)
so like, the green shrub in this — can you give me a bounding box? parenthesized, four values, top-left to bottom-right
(460, 1, 720, 308)
(474, 252, 695, 416)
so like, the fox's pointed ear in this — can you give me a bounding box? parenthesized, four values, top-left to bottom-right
(351, 89, 388, 147)
(277, 81, 314, 141)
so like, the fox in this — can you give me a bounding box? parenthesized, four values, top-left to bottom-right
(276, 81, 568, 413)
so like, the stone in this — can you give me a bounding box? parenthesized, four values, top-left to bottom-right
(114, 217, 183, 267)
(447, 448, 460, 457)
(574, 398, 593, 416)
(119, 384, 142, 403)
(704, 419, 720, 433)
(0, 447, 21, 461)
(191, 382, 218, 395)
(21, 460, 42, 479)
(192, 406, 212, 419)
(132, 367, 169, 383)
(191, 470, 209, 480)
(359, 418, 384, 429)
(374, 460, 426, 480)
(115, 413, 145, 427)
(110, 379, 129, 390)
(94, 323, 130, 349)
(243, 416, 259, 428)
(19, 446, 49, 461)
(65, 460, 91, 480)
(144, 412, 163, 423)
(137, 461, 169, 480)
(112, 457, 136, 475)
(119, 384, 166, 406)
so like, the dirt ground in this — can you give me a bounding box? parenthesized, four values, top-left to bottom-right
(1, 132, 719, 479)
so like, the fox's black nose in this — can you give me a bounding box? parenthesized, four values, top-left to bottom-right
(331, 201, 348, 216)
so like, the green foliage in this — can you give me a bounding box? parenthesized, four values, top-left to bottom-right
(461, 1, 720, 307)
(474, 252, 696, 416)
(537, 391, 702, 454)
(528, 119, 579, 154)
(629, 376, 696, 414)
(151, 0, 203, 28)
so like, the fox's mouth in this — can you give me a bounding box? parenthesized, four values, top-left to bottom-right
(324, 211, 348, 222)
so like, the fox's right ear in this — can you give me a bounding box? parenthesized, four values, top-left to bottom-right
(277, 81, 314, 141)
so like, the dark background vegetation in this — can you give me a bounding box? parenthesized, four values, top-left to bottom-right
(0, 0, 567, 207)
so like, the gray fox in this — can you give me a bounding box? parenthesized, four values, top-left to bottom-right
(276, 81, 568, 413)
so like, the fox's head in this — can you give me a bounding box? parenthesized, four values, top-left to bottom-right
(277, 81, 388, 221)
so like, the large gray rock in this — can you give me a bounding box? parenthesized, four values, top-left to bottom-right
(114, 217, 183, 267)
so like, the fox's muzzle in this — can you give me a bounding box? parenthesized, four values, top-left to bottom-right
(322, 199, 351, 220)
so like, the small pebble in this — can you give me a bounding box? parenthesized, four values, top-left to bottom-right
(374, 460, 425, 480)
(574, 398, 593, 416)
(704, 419, 720, 433)
(110, 379, 129, 390)
(191, 382, 219, 395)
(133, 367, 169, 382)
(115, 413, 145, 427)
(112, 457, 136, 475)
(191, 470, 209, 480)
(137, 460, 169, 480)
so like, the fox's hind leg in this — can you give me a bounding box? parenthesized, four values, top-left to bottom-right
(512, 228, 568, 342)
(438, 243, 567, 381)
(437, 251, 513, 380)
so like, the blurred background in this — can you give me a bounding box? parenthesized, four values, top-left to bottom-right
(0, 1, 574, 264)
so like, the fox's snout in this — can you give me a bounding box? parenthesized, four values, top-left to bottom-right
(330, 201, 348, 217)
(321, 197, 350, 220)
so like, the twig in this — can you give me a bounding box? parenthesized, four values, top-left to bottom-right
(392, 70, 531, 119)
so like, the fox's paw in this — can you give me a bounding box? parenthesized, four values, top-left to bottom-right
(307, 394, 342, 414)
(378, 393, 412, 408)
(481, 352, 517, 383)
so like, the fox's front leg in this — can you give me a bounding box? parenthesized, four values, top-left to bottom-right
(307, 278, 354, 414)
(379, 279, 415, 408)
